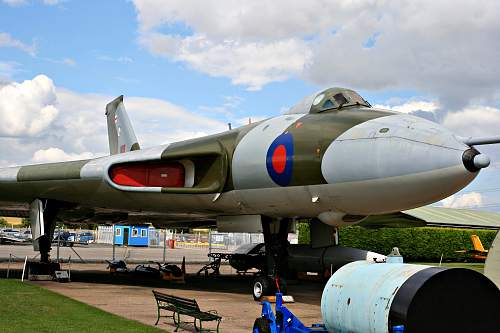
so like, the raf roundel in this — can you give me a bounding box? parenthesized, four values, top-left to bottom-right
(266, 132, 294, 186)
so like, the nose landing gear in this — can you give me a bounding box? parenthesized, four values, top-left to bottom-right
(252, 217, 290, 301)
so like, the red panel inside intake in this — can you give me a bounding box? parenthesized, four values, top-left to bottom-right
(110, 162, 185, 187)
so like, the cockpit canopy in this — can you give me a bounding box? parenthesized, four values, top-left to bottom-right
(286, 87, 371, 114)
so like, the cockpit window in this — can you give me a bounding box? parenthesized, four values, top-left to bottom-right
(333, 93, 349, 108)
(322, 100, 334, 110)
(285, 87, 371, 115)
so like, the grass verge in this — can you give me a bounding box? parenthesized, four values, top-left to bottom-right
(0, 279, 167, 333)
(411, 262, 484, 273)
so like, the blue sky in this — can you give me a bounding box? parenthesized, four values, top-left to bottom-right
(1, 0, 499, 211)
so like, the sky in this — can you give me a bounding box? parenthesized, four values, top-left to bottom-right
(0, 0, 499, 212)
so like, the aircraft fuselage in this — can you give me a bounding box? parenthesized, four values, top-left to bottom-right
(0, 104, 480, 226)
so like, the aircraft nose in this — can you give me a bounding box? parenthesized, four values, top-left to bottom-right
(321, 114, 482, 214)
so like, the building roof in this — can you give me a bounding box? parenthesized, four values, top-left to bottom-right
(360, 206, 500, 229)
(0, 217, 23, 226)
(403, 206, 500, 229)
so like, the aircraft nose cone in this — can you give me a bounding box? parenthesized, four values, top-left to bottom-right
(321, 114, 480, 214)
(474, 154, 491, 169)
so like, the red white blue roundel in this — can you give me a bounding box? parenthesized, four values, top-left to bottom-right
(266, 132, 294, 186)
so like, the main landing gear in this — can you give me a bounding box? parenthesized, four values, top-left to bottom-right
(30, 199, 59, 263)
(252, 217, 290, 301)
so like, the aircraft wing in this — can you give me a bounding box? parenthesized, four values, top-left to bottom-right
(0, 201, 30, 218)
(2, 196, 498, 231)
(0, 199, 216, 228)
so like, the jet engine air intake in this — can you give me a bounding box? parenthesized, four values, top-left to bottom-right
(110, 162, 186, 187)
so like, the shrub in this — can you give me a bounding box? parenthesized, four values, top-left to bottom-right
(297, 222, 498, 262)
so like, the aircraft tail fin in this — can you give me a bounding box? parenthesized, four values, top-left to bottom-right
(105, 95, 140, 155)
(471, 234, 487, 253)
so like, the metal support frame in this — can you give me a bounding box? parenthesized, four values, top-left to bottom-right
(56, 225, 61, 262)
(112, 223, 116, 261)
(30, 199, 59, 263)
(163, 228, 167, 264)
(257, 292, 328, 333)
(6, 254, 11, 278)
(68, 246, 85, 263)
(262, 216, 290, 280)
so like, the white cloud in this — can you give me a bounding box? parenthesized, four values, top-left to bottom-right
(198, 95, 244, 119)
(32, 148, 96, 164)
(133, 0, 500, 104)
(2, 0, 27, 6)
(0, 75, 59, 137)
(0, 32, 36, 56)
(440, 192, 483, 209)
(0, 74, 227, 166)
(443, 106, 500, 138)
(97, 55, 133, 64)
(62, 58, 76, 66)
(374, 101, 439, 114)
(140, 33, 311, 90)
(443, 105, 500, 168)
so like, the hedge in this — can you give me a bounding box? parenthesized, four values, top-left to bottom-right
(297, 223, 498, 262)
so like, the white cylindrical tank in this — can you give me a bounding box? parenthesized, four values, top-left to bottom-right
(320, 261, 500, 333)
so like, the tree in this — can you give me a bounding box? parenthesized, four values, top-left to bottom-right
(21, 218, 31, 228)
(0, 217, 7, 227)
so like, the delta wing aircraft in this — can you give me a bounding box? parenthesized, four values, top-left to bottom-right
(1, 87, 499, 296)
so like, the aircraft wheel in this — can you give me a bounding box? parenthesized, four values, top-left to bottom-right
(253, 276, 274, 301)
(252, 317, 271, 333)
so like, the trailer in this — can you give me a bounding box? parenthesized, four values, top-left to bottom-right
(253, 292, 328, 333)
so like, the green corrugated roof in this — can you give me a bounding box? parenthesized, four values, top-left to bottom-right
(403, 206, 500, 229)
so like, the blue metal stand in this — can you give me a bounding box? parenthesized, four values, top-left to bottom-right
(254, 293, 328, 333)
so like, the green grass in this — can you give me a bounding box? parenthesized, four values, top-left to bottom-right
(412, 262, 485, 273)
(0, 279, 167, 333)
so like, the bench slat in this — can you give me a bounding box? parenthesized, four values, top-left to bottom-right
(153, 291, 200, 312)
(152, 289, 222, 329)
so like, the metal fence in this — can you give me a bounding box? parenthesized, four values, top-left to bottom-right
(96, 226, 113, 244)
(148, 228, 161, 247)
(95, 226, 297, 251)
(174, 231, 297, 252)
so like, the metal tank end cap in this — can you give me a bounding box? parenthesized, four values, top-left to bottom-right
(473, 154, 490, 169)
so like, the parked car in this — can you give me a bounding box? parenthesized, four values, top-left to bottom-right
(1, 228, 21, 237)
(228, 243, 266, 272)
(53, 231, 76, 246)
(78, 232, 94, 244)
(20, 230, 32, 240)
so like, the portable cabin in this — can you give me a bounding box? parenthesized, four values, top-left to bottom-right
(113, 225, 149, 246)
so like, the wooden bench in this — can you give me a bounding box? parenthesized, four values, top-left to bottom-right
(152, 290, 222, 332)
